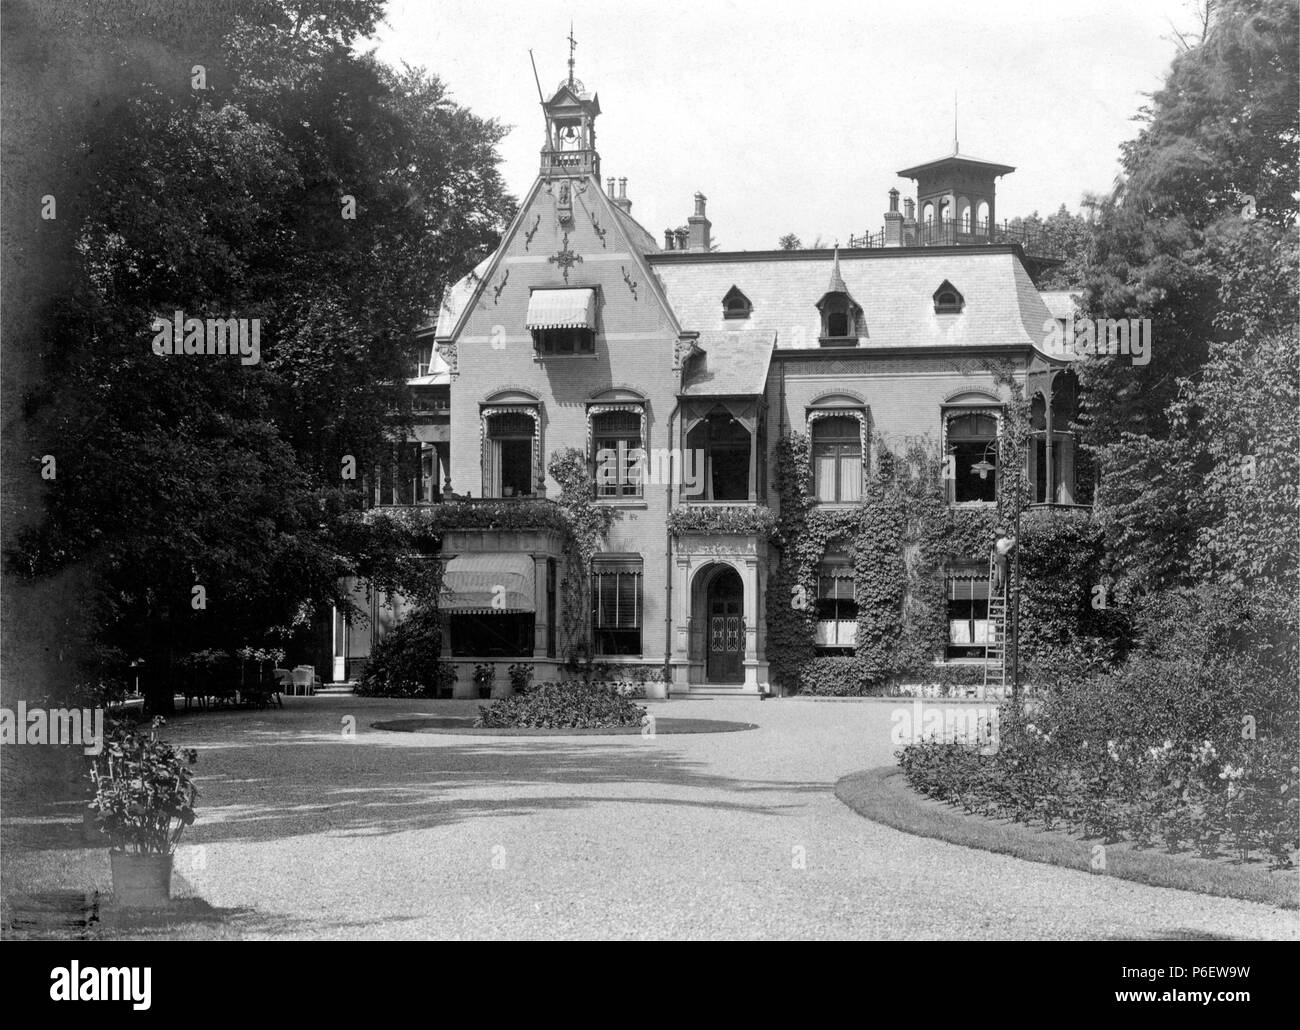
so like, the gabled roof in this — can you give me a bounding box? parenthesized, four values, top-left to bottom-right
(434, 173, 681, 347)
(650, 247, 1052, 351)
(817, 247, 862, 313)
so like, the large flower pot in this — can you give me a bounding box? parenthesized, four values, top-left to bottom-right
(109, 852, 173, 908)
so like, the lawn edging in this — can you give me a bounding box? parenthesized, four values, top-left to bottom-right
(370, 716, 757, 736)
(835, 766, 1299, 910)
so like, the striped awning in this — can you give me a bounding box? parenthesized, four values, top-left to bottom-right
(525, 288, 596, 330)
(440, 553, 535, 613)
(948, 578, 990, 601)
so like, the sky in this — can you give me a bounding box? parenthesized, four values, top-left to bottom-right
(368, 0, 1198, 251)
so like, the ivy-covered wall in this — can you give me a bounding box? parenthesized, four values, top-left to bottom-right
(766, 393, 1115, 695)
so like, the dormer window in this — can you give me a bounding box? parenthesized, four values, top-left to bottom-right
(934, 280, 964, 314)
(823, 298, 855, 339)
(722, 285, 752, 320)
(816, 248, 863, 347)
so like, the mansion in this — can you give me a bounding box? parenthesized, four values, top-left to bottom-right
(326, 59, 1088, 698)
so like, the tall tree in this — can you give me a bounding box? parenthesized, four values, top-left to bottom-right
(1074, 0, 1299, 591)
(7, 1, 515, 710)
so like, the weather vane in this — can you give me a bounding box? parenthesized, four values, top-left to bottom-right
(567, 23, 577, 85)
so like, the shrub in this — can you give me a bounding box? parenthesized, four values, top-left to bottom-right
(896, 629, 1300, 867)
(476, 682, 647, 729)
(798, 656, 872, 696)
(356, 608, 449, 698)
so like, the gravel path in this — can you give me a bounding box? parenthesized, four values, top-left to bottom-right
(6, 696, 1298, 940)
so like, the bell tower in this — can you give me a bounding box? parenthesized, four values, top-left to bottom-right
(540, 27, 601, 178)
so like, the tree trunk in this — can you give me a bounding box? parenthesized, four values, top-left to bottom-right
(142, 649, 175, 717)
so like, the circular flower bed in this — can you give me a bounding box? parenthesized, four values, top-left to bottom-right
(475, 682, 647, 730)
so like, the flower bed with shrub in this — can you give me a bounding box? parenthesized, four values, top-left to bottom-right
(896, 588, 1300, 868)
(475, 682, 647, 730)
(355, 608, 455, 698)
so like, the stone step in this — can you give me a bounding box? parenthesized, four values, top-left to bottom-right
(312, 685, 356, 696)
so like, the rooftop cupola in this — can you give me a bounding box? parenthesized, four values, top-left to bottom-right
(896, 145, 1015, 245)
(540, 27, 601, 178)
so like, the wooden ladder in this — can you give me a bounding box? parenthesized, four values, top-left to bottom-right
(982, 550, 1007, 695)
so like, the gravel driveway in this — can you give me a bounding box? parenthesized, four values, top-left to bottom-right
(6, 696, 1298, 940)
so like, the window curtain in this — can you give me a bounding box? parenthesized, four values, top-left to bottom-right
(815, 453, 837, 501)
(839, 452, 862, 501)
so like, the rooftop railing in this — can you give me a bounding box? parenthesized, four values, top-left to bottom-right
(847, 218, 1067, 259)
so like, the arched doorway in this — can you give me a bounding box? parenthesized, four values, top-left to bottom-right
(704, 565, 744, 683)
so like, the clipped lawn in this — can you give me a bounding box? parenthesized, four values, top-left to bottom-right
(836, 766, 1300, 910)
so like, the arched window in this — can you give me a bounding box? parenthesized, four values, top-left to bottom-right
(976, 200, 990, 232)
(947, 411, 998, 504)
(812, 416, 863, 503)
(1030, 372, 1080, 504)
(591, 408, 644, 498)
(685, 409, 752, 501)
(958, 197, 971, 233)
(922, 202, 934, 225)
(484, 410, 537, 497)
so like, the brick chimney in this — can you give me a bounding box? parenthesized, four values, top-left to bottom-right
(611, 177, 632, 214)
(664, 229, 676, 250)
(688, 192, 711, 252)
(903, 197, 917, 247)
(675, 227, 689, 251)
(606, 177, 616, 197)
(884, 188, 904, 247)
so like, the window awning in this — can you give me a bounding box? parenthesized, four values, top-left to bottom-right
(526, 288, 596, 330)
(948, 578, 990, 601)
(440, 553, 535, 613)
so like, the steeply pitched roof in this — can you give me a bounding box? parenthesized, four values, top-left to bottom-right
(611, 203, 660, 255)
(650, 247, 1053, 351)
(680, 328, 775, 397)
(1039, 290, 1082, 320)
(433, 255, 493, 338)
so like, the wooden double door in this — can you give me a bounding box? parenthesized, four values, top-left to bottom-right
(705, 566, 744, 683)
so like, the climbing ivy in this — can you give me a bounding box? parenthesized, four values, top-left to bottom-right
(548, 447, 617, 662)
(768, 361, 1115, 695)
(361, 450, 616, 667)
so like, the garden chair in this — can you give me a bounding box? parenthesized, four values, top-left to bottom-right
(291, 667, 314, 696)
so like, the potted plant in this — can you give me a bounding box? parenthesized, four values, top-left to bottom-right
(473, 663, 495, 699)
(433, 661, 457, 700)
(507, 662, 534, 696)
(89, 717, 198, 908)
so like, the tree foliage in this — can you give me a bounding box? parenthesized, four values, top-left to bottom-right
(8, 1, 516, 710)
